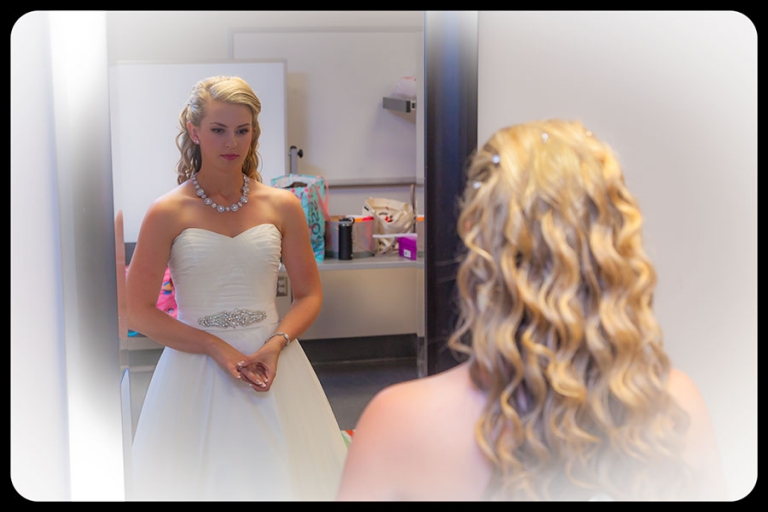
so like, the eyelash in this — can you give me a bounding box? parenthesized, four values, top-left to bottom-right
(211, 128, 250, 135)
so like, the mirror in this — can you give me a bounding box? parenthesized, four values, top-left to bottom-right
(107, 10, 427, 498)
(14, 10, 754, 501)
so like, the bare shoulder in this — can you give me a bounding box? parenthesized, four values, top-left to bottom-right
(665, 367, 718, 447)
(253, 180, 299, 207)
(353, 363, 486, 463)
(142, 182, 189, 225)
(666, 367, 728, 499)
(270, 185, 303, 216)
(251, 181, 304, 230)
(351, 376, 423, 439)
(338, 363, 491, 500)
(666, 367, 717, 443)
(366, 364, 472, 418)
(666, 368, 708, 415)
(133, 183, 193, 255)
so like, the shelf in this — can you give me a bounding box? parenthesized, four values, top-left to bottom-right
(278, 252, 423, 273)
(326, 176, 422, 188)
(315, 252, 423, 271)
(383, 96, 416, 113)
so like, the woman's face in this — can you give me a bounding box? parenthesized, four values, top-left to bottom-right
(188, 100, 253, 173)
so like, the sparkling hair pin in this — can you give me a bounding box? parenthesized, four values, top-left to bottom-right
(541, 132, 549, 143)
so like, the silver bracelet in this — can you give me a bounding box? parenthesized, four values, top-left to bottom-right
(265, 331, 291, 349)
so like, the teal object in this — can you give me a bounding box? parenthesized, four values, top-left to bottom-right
(271, 174, 330, 262)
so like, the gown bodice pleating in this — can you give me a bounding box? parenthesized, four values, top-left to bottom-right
(130, 224, 347, 501)
(169, 224, 282, 332)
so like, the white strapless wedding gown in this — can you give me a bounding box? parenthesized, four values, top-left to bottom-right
(130, 224, 347, 501)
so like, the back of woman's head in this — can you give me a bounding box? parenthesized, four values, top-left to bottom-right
(175, 75, 263, 184)
(449, 119, 691, 500)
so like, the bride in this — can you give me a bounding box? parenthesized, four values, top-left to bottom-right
(126, 75, 346, 501)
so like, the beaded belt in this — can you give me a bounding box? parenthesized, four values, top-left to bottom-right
(197, 308, 267, 328)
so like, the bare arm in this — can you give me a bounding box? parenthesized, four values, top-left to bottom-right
(272, 191, 323, 344)
(238, 191, 323, 388)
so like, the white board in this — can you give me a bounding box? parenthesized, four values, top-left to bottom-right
(109, 60, 287, 242)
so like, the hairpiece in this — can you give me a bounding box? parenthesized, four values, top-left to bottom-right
(491, 154, 501, 165)
(541, 132, 549, 143)
(472, 180, 482, 189)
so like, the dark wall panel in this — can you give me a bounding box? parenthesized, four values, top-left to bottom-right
(424, 11, 478, 375)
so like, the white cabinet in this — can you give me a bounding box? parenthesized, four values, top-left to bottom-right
(278, 255, 424, 340)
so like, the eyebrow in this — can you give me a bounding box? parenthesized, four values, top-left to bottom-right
(210, 122, 251, 128)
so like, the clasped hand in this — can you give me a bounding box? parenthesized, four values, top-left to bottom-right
(235, 342, 281, 392)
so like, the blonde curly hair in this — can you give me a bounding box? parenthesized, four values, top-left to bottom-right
(449, 120, 692, 500)
(175, 76, 262, 184)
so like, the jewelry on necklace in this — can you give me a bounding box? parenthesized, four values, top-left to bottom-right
(191, 173, 250, 213)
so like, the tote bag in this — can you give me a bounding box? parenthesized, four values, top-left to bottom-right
(362, 197, 415, 255)
(271, 174, 330, 262)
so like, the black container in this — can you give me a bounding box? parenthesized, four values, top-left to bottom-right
(338, 217, 354, 260)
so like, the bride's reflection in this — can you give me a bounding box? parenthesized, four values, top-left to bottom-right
(122, 75, 347, 501)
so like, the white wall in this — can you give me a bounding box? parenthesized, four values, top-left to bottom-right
(11, 11, 125, 500)
(477, 11, 757, 500)
(105, 10, 425, 238)
(11, 11, 71, 500)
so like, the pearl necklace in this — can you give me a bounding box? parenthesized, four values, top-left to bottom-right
(191, 173, 250, 213)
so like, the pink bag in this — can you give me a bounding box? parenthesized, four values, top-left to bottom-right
(125, 265, 177, 318)
(155, 267, 178, 318)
